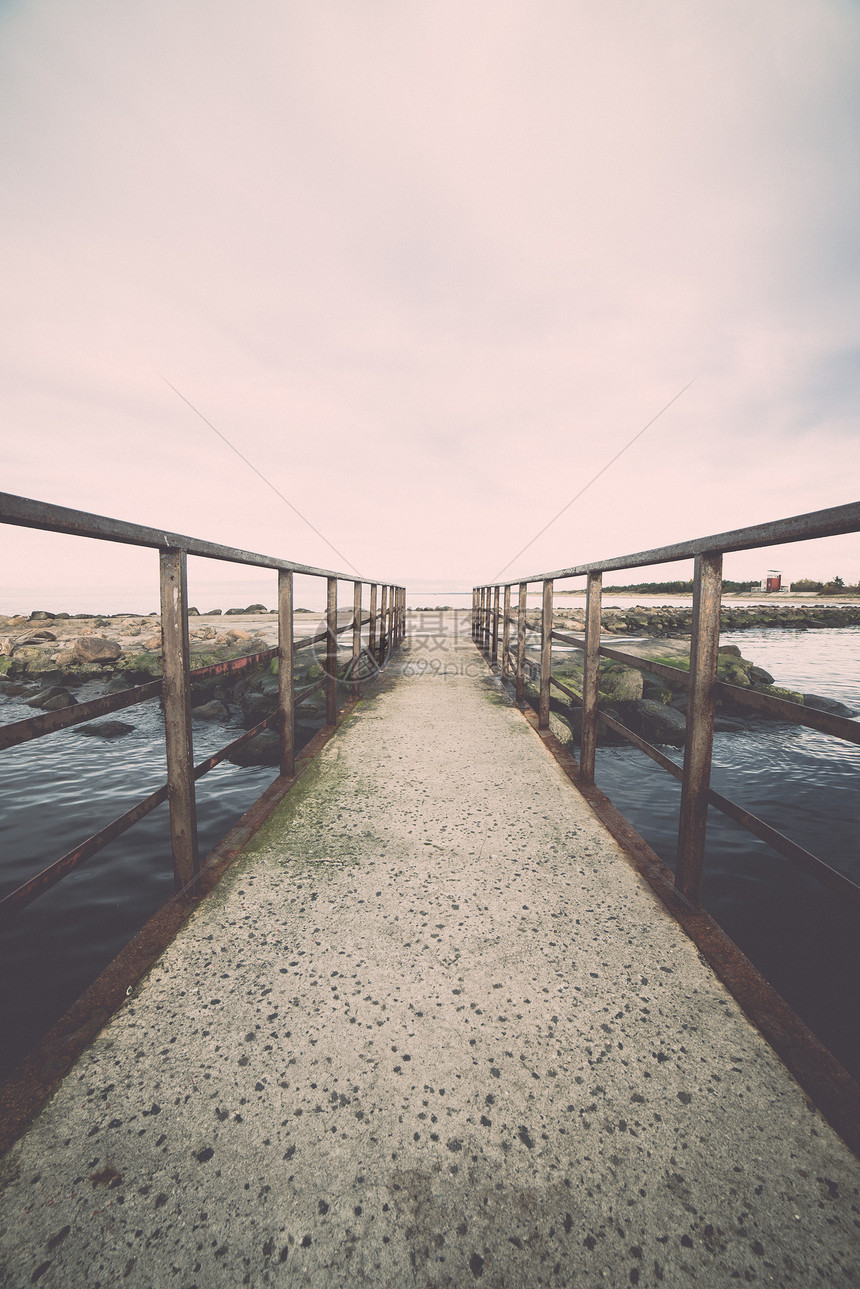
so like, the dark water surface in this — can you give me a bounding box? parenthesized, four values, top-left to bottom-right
(1, 626, 858, 1084)
(589, 626, 860, 1080)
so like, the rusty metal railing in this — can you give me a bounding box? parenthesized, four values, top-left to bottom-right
(0, 493, 406, 921)
(473, 500, 860, 910)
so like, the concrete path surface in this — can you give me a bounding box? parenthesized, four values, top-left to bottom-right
(1, 613, 858, 1288)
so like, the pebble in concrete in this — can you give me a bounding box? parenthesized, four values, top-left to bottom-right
(1, 613, 858, 1287)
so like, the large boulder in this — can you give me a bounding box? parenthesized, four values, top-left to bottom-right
(36, 690, 78, 711)
(72, 636, 122, 664)
(27, 685, 71, 708)
(801, 692, 856, 717)
(12, 646, 53, 674)
(242, 692, 275, 727)
(75, 721, 134, 738)
(748, 665, 775, 686)
(192, 699, 230, 721)
(613, 699, 687, 747)
(105, 675, 134, 693)
(227, 731, 281, 766)
(13, 630, 57, 646)
(598, 664, 643, 702)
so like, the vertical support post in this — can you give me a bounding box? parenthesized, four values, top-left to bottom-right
(482, 587, 489, 650)
(579, 571, 602, 784)
(539, 578, 553, 729)
(676, 551, 723, 905)
(326, 576, 338, 725)
(388, 585, 395, 652)
(501, 584, 511, 678)
(379, 587, 389, 665)
(278, 569, 295, 778)
(352, 580, 362, 696)
(491, 585, 500, 664)
(379, 584, 388, 663)
(471, 588, 477, 639)
(516, 581, 527, 706)
(368, 582, 377, 665)
(159, 549, 199, 892)
(476, 588, 482, 646)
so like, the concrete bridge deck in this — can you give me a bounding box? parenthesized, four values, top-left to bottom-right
(1, 614, 858, 1288)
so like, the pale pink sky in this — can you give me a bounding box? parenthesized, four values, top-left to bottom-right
(2, 0, 859, 609)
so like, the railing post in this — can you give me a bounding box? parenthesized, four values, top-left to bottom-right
(326, 576, 338, 725)
(278, 569, 295, 777)
(388, 585, 395, 652)
(676, 551, 723, 905)
(491, 585, 500, 664)
(501, 584, 511, 678)
(471, 588, 477, 639)
(352, 580, 362, 696)
(539, 578, 553, 729)
(379, 584, 389, 663)
(368, 583, 377, 664)
(579, 571, 602, 784)
(483, 587, 490, 651)
(516, 581, 527, 706)
(159, 548, 199, 892)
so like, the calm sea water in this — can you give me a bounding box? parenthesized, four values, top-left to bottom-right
(588, 626, 860, 1079)
(1, 623, 858, 1083)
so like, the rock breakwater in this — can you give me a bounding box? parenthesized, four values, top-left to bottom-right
(545, 602, 860, 637)
(524, 635, 857, 749)
(0, 611, 332, 765)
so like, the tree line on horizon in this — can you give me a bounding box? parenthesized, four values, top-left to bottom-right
(601, 577, 856, 594)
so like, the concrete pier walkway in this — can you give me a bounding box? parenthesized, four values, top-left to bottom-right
(1, 615, 858, 1287)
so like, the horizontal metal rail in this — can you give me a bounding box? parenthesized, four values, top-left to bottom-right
(0, 678, 164, 751)
(295, 675, 328, 705)
(0, 492, 389, 582)
(1, 493, 407, 921)
(592, 710, 860, 911)
(0, 619, 376, 753)
(549, 630, 860, 745)
(0, 711, 280, 923)
(547, 660, 860, 909)
(474, 498, 860, 920)
(496, 498, 860, 586)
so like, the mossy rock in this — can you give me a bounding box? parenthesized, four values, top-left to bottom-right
(642, 676, 673, 704)
(118, 652, 164, 678)
(755, 684, 804, 705)
(717, 657, 752, 687)
(597, 663, 643, 702)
